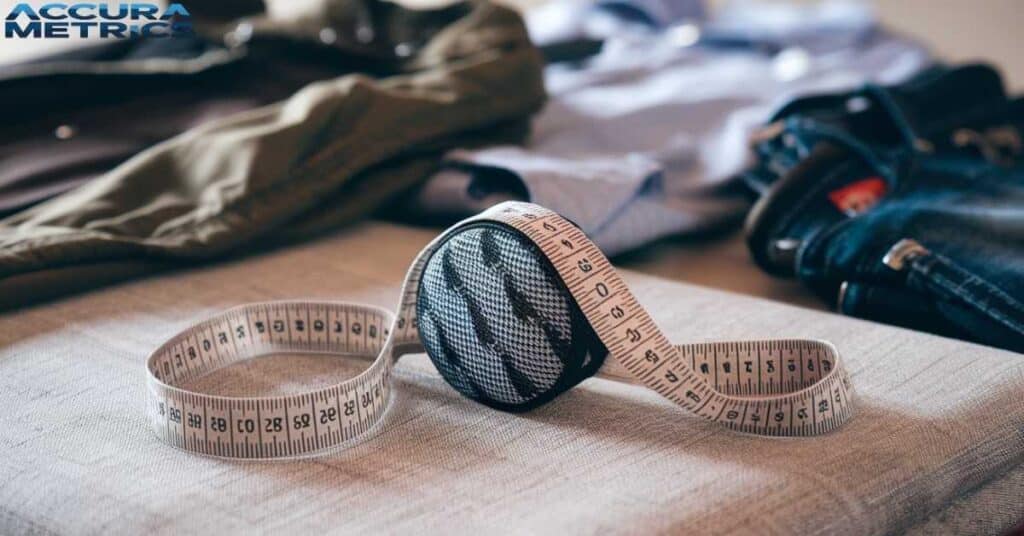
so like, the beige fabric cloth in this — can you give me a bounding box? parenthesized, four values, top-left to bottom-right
(2, 222, 1023, 534)
(907, 462, 1024, 535)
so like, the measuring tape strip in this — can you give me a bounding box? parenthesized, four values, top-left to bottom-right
(147, 202, 854, 458)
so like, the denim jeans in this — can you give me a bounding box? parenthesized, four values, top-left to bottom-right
(743, 64, 1024, 353)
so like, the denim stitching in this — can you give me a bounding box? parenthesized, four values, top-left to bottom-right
(912, 254, 1024, 335)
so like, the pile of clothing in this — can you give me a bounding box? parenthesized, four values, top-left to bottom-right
(744, 63, 1024, 352)
(400, 0, 929, 254)
(2, 0, 1022, 353)
(0, 0, 546, 304)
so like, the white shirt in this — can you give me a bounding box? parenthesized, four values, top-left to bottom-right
(406, 0, 931, 255)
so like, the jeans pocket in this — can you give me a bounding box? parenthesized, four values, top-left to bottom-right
(837, 281, 1002, 346)
(883, 238, 1024, 349)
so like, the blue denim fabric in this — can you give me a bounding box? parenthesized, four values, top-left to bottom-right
(743, 64, 1024, 353)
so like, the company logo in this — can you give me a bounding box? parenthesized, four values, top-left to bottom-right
(5, 3, 192, 39)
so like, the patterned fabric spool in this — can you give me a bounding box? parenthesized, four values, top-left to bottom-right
(416, 222, 608, 412)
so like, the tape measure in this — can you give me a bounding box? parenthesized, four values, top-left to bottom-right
(147, 202, 854, 458)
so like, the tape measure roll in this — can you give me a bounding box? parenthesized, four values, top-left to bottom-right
(147, 202, 854, 459)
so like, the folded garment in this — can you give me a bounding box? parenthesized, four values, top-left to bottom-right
(0, 0, 545, 309)
(399, 0, 931, 255)
(744, 63, 1024, 353)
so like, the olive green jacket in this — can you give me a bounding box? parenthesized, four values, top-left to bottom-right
(0, 1, 545, 309)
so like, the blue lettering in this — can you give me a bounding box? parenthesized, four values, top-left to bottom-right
(38, 3, 67, 20)
(5, 3, 39, 20)
(140, 21, 166, 36)
(4, 2, 190, 38)
(99, 20, 125, 37)
(131, 3, 157, 20)
(98, 3, 127, 19)
(44, 21, 69, 37)
(4, 20, 40, 36)
(163, 3, 189, 19)
(68, 3, 96, 19)
(170, 20, 191, 36)
(70, 20, 93, 36)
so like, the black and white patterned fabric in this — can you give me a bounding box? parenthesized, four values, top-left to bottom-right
(417, 222, 608, 412)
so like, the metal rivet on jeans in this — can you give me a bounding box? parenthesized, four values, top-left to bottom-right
(845, 96, 871, 113)
(319, 27, 337, 45)
(769, 238, 801, 268)
(355, 24, 374, 43)
(913, 138, 934, 153)
(394, 42, 413, 57)
(836, 281, 849, 312)
(55, 124, 76, 140)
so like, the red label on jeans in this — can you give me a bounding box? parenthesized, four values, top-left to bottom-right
(828, 177, 887, 216)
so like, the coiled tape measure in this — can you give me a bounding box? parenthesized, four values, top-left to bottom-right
(147, 202, 853, 458)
